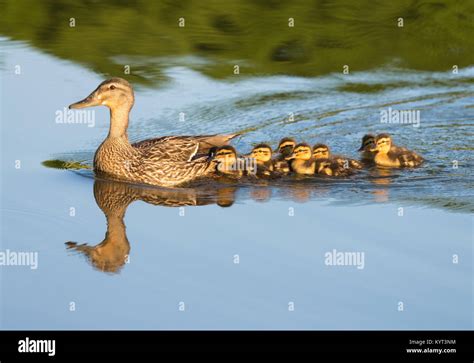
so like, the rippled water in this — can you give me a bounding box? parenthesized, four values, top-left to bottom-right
(1, 0, 473, 330)
(50, 65, 474, 212)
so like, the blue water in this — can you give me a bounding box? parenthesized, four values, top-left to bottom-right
(0, 39, 472, 329)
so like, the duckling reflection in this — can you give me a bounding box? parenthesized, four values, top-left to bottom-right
(216, 187, 237, 207)
(368, 168, 393, 202)
(288, 184, 312, 203)
(66, 179, 236, 273)
(250, 186, 272, 202)
(369, 167, 393, 185)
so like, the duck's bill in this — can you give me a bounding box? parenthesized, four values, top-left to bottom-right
(285, 155, 296, 160)
(357, 145, 365, 151)
(69, 93, 100, 109)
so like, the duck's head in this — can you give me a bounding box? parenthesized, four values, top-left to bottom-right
(69, 78, 134, 110)
(372, 133, 392, 154)
(286, 143, 312, 161)
(312, 143, 330, 159)
(358, 134, 376, 152)
(213, 146, 238, 170)
(276, 137, 296, 157)
(250, 143, 272, 163)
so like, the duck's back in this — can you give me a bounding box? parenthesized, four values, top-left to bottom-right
(395, 150, 424, 167)
(378, 148, 424, 168)
(132, 134, 238, 162)
(316, 158, 354, 177)
(290, 159, 316, 175)
(330, 154, 363, 169)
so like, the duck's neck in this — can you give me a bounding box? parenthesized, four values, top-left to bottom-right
(105, 212, 128, 242)
(108, 104, 132, 139)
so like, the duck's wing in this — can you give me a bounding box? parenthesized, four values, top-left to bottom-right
(397, 151, 424, 167)
(331, 155, 363, 169)
(330, 160, 355, 176)
(132, 134, 239, 162)
(135, 136, 200, 162)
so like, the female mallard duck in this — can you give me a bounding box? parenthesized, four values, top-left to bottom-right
(248, 143, 274, 177)
(312, 143, 362, 169)
(69, 78, 238, 187)
(358, 134, 376, 162)
(212, 146, 243, 178)
(274, 137, 296, 173)
(286, 143, 316, 175)
(371, 133, 424, 167)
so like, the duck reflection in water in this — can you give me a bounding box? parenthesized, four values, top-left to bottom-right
(65, 171, 383, 273)
(66, 179, 237, 273)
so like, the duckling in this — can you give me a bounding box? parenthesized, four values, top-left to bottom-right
(212, 146, 243, 178)
(248, 143, 275, 177)
(69, 78, 238, 187)
(286, 143, 316, 175)
(274, 137, 296, 173)
(276, 137, 296, 159)
(371, 133, 424, 167)
(358, 133, 407, 163)
(312, 143, 362, 170)
(358, 134, 376, 162)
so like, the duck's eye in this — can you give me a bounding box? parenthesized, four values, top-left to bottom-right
(109, 85, 116, 90)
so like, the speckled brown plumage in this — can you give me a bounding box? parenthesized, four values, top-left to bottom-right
(69, 78, 238, 187)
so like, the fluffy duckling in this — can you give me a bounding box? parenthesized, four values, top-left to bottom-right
(274, 137, 296, 173)
(358, 134, 376, 162)
(249, 143, 274, 177)
(286, 144, 349, 177)
(371, 133, 424, 167)
(358, 133, 407, 163)
(276, 137, 296, 159)
(286, 143, 316, 175)
(212, 146, 243, 178)
(312, 143, 362, 170)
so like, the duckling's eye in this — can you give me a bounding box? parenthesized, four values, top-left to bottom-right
(109, 85, 116, 90)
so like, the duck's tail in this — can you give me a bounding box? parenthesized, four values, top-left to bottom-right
(196, 133, 239, 148)
(192, 134, 240, 159)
